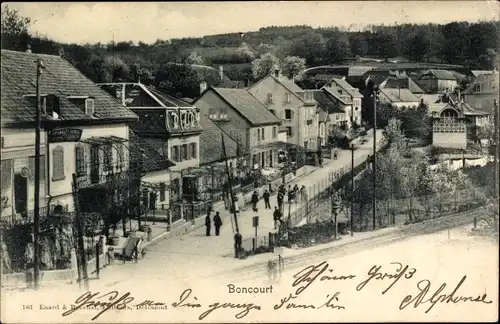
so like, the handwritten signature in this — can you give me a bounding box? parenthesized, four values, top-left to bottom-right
(61, 291, 167, 321)
(399, 275, 493, 313)
(356, 262, 417, 294)
(273, 261, 352, 311)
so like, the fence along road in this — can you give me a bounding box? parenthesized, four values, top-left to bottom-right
(222, 208, 488, 282)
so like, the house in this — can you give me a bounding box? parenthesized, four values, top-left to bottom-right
(193, 86, 282, 171)
(429, 92, 490, 149)
(98, 82, 204, 222)
(247, 69, 320, 151)
(417, 69, 458, 93)
(321, 78, 363, 127)
(463, 71, 499, 114)
(377, 88, 421, 109)
(311, 89, 348, 132)
(128, 130, 175, 215)
(316, 106, 330, 147)
(379, 74, 425, 95)
(1, 49, 138, 222)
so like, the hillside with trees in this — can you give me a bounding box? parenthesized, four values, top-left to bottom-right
(2, 5, 499, 99)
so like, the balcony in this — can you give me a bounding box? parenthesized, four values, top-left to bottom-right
(166, 108, 203, 135)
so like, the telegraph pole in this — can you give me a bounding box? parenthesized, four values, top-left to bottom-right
(351, 144, 354, 237)
(372, 92, 377, 231)
(33, 58, 44, 290)
(221, 134, 239, 233)
(494, 99, 499, 221)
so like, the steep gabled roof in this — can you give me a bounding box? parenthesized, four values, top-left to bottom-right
(311, 89, 344, 114)
(420, 69, 456, 81)
(128, 130, 175, 173)
(1, 49, 138, 125)
(327, 77, 363, 98)
(199, 114, 240, 165)
(211, 88, 281, 126)
(380, 75, 425, 94)
(379, 88, 420, 103)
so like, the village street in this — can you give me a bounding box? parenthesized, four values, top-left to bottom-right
(84, 129, 384, 288)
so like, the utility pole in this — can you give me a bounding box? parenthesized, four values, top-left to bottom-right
(372, 92, 377, 231)
(494, 99, 499, 222)
(72, 173, 89, 291)
(221, 134, 239, 233)
(33, 58, 44, 290)
(351, 144, 354, 237)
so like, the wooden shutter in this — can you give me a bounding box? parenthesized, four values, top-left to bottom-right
(159, 183, 166, 202)
(1, 160, 12, 189)
(191, 143, 197, 159)
(52, 146, 65, 180)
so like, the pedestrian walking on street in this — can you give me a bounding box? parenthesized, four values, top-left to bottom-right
(251, 190, 259, 212)
(277, 191, 284, 213)
(205, 213, 211, 236)
(288, 187, 294, 204)
(273, 206, 282, 230)
(234, 231, 242, 258)
(263, 189, 271, 209)
(213, 212, 223, 236)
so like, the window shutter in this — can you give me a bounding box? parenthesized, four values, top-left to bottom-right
(191, 143, 197, 159)
(290, 110, 295, 119)
(160, 183, 166, 202)
(1, 160, 12, 189)
(52, 146, 65, 180)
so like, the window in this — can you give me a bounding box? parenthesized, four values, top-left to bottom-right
(261, 128, 265, 140)
(267, 93, 273, 103)
(52, 145, 65, 181)
(285, 109, 292, 120)
(285, 93, 291, 103)
(103, 144, 113, 171)
(338, 89, 343, 95)
(181, 144, 188, 160)
(286, 127, 292, 136)
(75, 145, 86, 176)
(171, 146, 179, 162)
(85, 98, 95, 116)
(159, 183, 166, 202)
(475, 84, 482, 93)
(273, 126, 277, 138)
(190, 143, 197, 159)
(257, 129, 261, 141)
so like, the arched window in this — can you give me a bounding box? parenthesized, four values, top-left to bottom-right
(440, 108, 458, 118)
(52, 145, 65, 181)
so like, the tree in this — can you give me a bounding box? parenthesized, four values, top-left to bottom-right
(236, 42, 255, 61)
(251, 52, 280, 80)
(407, 30, 431, 62)
(324, 35, 352, 64)
(1, 5, 31, 51)
(154, 63, 200, 98)
(382, 118, 406, 150)
(102, 56, 130, 82)
(400, 104, 431, 141)
(185, 51, 204, 65)
(1, 5, 31, 35)
(290, 31, 325, 66)
(373, 29, 400, 61)
(280, 56, 306, 79)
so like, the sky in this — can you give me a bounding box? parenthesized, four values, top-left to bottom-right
(3, 1, 499, 45)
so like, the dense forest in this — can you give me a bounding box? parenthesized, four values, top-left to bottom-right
(2, 6, 499, 98)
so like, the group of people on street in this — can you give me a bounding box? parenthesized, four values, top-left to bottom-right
(205, 210, 223, 236)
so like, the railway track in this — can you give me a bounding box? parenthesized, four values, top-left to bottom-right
(222, 208, 488, 282)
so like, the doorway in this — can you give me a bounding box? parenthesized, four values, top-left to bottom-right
(14, 173, 28, 215)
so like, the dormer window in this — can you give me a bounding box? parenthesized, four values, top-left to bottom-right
(475, 83, 482, 93)
(85, 98, 95, 116)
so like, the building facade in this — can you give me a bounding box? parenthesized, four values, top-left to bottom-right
(247, 70, 320, 150)
(417, 70, 458, 93)
(1, 50, 138, 222)
(321, 78, 363, 128)
(463, 71, 499, 115)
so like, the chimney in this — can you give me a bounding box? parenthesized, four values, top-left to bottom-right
(274, 68, 280, 78)
(26, 43, 32, 53)
(219, 65, 223, 81)
(200, 81, 207, 94)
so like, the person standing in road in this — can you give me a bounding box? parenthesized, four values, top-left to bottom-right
(205, 211, 211, 236)
(234, 231, 242, 258)
(213, 212, 223, 236)
(251, 190, 259, 212)
(273, 206, 282, 230)
(277, 191, 284, 213)
(263, 189, 271, 209)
